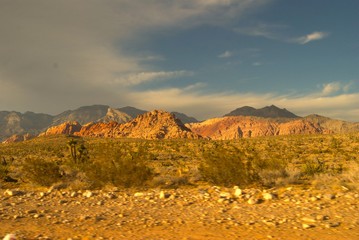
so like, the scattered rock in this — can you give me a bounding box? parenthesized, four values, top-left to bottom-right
(247, 197, 260, 205)
(323, 194, 336, 200)
(2, 234, 16, 240)
(219, 192, 231, 199)
(134, 192, 144, 197)
(301, 217, 316, 223)
(59, 200, 68, 205)
(233, 187, 242, 198)
(83, 191, 94, 198)
(159, 191, 171, 199)
(325, 222, 341, 228)
(70, 192, 78, 197)
(302, 223, 314, 229)
(262, 193, 276, 200)
(4, 189, 24, 197)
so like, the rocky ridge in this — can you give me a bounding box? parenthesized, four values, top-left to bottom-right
(186, 116, 325, 140)
(1, 134, 34, 144)
(0, 106, 200, 141)
(77, 110, 201, 139)
(2, 105, 359, 142)
(224, 105, 299, 118)
(41, 122, 82, 136)
(39, 110, 201, 140)
(304, 114, 359, 133)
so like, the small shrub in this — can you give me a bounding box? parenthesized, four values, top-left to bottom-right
(258, 168, 287, 187)
(0, 164, 8, 180)
(82, 160, 152, 188)
(258, 166, 302, 187)
(77, 150, 153, 189)
(21, 158, 62, 186)
(340, 161, 359, 190)
(200, 147, 258, 187)
(302, 159, 326, 176)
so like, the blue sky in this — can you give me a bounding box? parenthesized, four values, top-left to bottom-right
(0, 0, 358, 121)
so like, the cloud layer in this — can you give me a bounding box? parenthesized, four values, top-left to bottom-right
(294, 31, 329, 44)
(235, 24, 329, 45)
(0, 0, 268, 113)
(128, 82, 359, 122)
(0, 1, 357, 123)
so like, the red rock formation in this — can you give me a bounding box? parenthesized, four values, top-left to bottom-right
(187, 116, 324, 140)
(77, 110, 201, 139)
(2, 133, 34, 143)
(42, 121, 82, 136)
(76, 121, 120, 138)
(279, 119, 323, 135)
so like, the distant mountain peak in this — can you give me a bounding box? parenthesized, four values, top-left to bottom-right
(224, 105, 299, 119)
(171, 111, 198, 124)
(77, 109, 201, 139)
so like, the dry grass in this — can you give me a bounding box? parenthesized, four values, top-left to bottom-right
(0, 133, 358, 190)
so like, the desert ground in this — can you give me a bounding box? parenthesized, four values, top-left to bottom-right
(1, 185, 358, 240)
(1, 134, 359, 239)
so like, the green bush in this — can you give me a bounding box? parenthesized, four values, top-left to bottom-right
(0, 164, 8, 180)
(21, 158, 62, 186)
(302, 159, 326, 176)
(75, 147, 153, 189)
(199, 145, 258, 187)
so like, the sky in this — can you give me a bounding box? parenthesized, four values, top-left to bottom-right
(0, 0, 358, 121)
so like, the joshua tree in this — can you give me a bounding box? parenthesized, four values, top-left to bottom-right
(68, 139, 78, 163)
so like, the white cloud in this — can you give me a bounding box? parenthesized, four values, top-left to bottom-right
(235, 24, 329, 45)
(218, 51, 234, 58)
(320, 81, 354, 96)
(322, 82, 342, 96)
(294, 31, 329, 44)
(114, 71, 193, 86)
(0, 0, 269, 113)
(127, 84, 359, 122)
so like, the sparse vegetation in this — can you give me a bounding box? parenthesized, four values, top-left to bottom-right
(21, 157, 62, 186)
(199, 144, 259, 187)
(0, 133, 358, 190)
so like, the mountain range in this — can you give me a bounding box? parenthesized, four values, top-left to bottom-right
(1, 105, 358, 142)
(224, 105, 299, 118)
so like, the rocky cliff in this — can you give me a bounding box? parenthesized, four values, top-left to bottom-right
(186, 116, 324, 140)
(41, 121, 82, 136)
(77, 110, 201, 139)
(0, 105, 200, 141)
(2, 105, 359, 142)
(2, 133, 34, 144)
(304, 114, 359, 133)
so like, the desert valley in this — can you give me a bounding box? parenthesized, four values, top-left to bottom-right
(1, 105, 359, 239)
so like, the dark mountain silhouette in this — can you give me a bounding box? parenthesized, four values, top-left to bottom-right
(224, 105, 299, 118)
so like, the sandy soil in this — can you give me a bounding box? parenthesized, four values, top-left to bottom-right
(1, 186, 358, 240)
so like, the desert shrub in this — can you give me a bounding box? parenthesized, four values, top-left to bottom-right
(21, 158, 62, 186)
(81, 159, 152, 189)
(258, 166, 302, 187)
(252, 155, 292, 187)
(199, 145, 258, 187)
(311, 161, 359, 190)
(74, 146, 154, 189)
(340, 161, 359, 190)
(302, 159, 326, 176)
(0, 164, 8, 180)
